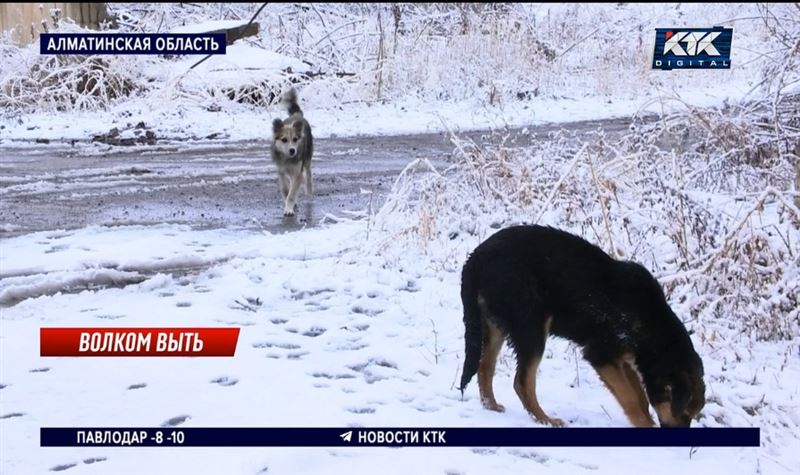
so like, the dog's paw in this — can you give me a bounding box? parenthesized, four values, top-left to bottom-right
(283, 209, 295, 217)
(481, 399, 505, 413)
(547, 417, 566, 427)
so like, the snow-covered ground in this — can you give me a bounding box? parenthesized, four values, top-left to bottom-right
(1, 220, 798, 475)
(0, 81, 753, 146)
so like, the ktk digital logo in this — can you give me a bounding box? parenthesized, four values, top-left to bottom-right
(652, 27, 733, 70)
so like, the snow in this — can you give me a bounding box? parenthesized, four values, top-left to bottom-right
(1, 218, 798, 474)
(168, 42, 309, 81)
(0, 79, 752, 147)
(170, 20, 250, 35)
(0, 3, 775, 146)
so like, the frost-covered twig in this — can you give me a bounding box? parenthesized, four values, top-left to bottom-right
(534, 143, 586, 224)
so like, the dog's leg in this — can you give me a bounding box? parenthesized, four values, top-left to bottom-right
(513, 356, 564, 427)
(304, 163, 313, 196)
(511, 316, 564, 427)
(278, 173, 289, 198)
(477, 319, 505, 412)
(283, 171, 303, 216)
(593, 356, 655, 427)
(621, 359, 653, 425)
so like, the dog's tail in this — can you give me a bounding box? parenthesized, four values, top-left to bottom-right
(459, 256, 483, 395)
(285, 88, 302, 116)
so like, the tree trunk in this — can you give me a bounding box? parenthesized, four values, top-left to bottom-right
(0, 3, 112, 45)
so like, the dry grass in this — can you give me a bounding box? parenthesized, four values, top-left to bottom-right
(370, 99, 800, 343)
(2, 3, 791, 112)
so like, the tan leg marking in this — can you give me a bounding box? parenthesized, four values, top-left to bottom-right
(594, 355, 655, 427)
(543, 315, 553, 337)
(621, 359, 652, 423)
(513, 355, 564, 427)
(477, 319, 505, 412)
(513, 316, 563, 427)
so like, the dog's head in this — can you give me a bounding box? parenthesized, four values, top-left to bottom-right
(272, 119, 304, 158)
(648, 350, 705, 427)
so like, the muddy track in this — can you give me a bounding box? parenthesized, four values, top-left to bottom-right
(0, 117, 641, 238)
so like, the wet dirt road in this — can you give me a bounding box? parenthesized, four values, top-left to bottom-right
(0, 117, 638, 238)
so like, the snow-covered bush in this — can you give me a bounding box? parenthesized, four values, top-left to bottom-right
(0, 20, 155, 112)
(1, 3, 792, 113)
(368, 99, 800, 343)
(363, 4, 800, 343)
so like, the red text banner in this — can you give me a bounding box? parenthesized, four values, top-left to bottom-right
(40, 328, 240, 356)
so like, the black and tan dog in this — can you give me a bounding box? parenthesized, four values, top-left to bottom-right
(459, 225, 705, 427)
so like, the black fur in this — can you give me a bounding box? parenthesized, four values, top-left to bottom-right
(460, 225, 705, 426)
(460, 255, 483, 396)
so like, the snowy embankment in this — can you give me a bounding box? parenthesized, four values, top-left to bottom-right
(0, 2, 780, 146)
(0, 83, 752, 146)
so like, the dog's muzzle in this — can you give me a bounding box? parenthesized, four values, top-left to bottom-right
(659, 416, 693, 428)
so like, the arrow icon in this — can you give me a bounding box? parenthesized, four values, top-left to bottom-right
(340, 431, 353, 443)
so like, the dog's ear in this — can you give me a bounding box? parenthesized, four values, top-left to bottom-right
(272, 119, 283, 135)
(688, 357, 706, 415)
(292, 120, 303, 134)
(670, 373, 691, 418)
